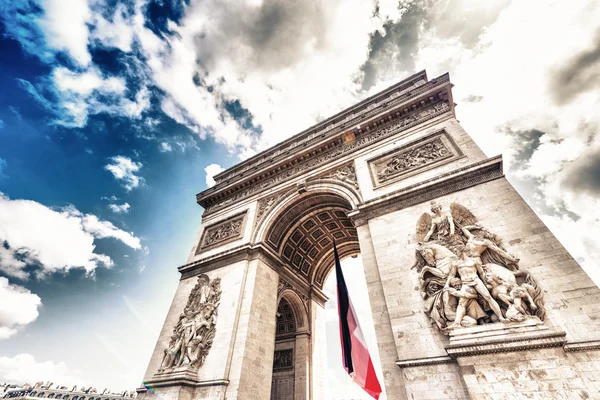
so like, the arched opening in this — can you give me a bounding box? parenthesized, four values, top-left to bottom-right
(263, 191, 360, 288)
(270, 296, 304, 400)
(263, 190, 382, 399)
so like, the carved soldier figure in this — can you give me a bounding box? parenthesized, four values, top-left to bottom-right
(444, 247, 506, 328)
(461, 224, 519, 268)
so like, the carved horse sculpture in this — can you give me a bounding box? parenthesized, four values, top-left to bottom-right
(414, 242, 457, 276)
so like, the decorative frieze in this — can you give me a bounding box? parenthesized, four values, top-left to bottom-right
(349, 156, 504, 226)
(201, 101, 451, 214)
(211, 72, 443, 185)
(158, 274, 222, 372)
(368, 130, 462, 188)
(198, 211, 247, 251)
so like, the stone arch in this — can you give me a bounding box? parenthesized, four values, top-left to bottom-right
(252, 179, 362, 245)
(277, 289, 309, 332)
(259, 190, 360, 288)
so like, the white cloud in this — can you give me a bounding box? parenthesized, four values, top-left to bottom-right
(53, 67, 126, 96)
(51, 67, 149, 128)
(108, 203, 131, 214)
(80, 213, 140, 249)
(0, 354, 87, 387)
(101, 195, 119, 202)
(104, 156, 145, 191)
(204, 163, 225, 188)
(128, 0, 404, 156)
(38, 0, 92, 66)
(159, 142, 172, 152)
(0, 277, 42, 339)
(90, 3, 135, 53)
(0, 193, 141, 279)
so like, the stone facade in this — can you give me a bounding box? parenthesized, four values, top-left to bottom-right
(138, 70, 600, 399)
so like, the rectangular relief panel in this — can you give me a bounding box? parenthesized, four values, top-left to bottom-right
(273, 348, 294, 371)
(368, 130, 463, 188)
(197, 210, 248, 252)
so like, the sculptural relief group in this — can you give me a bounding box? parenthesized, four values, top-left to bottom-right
(412, 201, 545, 333)
(159, 274, 222, 371)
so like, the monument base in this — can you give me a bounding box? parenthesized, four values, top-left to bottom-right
(445, 317, 566, 357)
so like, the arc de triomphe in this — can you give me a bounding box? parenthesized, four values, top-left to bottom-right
(137, 71, 600, 400)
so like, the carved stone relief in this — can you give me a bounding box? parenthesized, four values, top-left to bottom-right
(198, 211, 247, 251)
(412, 202, 545, 334)
(368, 131, 462, 188)
(254, 192, 286, 233)
(202, 101, 451, 214)
(159, 274, 222, 372)
(273, 349, 294, 371)
(323, 164, 359, 190)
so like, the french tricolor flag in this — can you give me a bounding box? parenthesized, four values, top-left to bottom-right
(334, 242, 383, 399)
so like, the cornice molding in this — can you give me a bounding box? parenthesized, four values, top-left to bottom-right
(348, 156, 504, 226)
(396, 355, 454, 368)
(212, 70, 432, 185)
(138, 379, 229, 391)
(563, 340, 600, 352)
(445, 331, 567, 358)
(178, 243, 329, 304)
(199, 96, 452, 215)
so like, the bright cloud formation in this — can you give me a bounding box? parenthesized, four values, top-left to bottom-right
(0, 353, 87, 387)
(204, 163, 225, 188)
(0, 193, 141, 279)
(0, 277, 42, 339)
(108, 203, 131, 214)
(104, 156, 145, 191)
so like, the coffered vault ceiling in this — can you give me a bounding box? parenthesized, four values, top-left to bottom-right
(266, 193, 360, 287)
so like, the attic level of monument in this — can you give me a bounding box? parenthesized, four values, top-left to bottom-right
(196, 71, 454, 214)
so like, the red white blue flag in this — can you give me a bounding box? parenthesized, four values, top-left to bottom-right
(334, 242, 383, 399)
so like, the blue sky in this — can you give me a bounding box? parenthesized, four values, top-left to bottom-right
(1, 0, 600, 397)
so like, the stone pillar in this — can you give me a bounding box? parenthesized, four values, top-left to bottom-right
(138, 254, 279, 400)
(294, 333, 309, 400)
(309, 300, 327, 400)
(355, 223, 408, 400)
(226, 257, 279, 399)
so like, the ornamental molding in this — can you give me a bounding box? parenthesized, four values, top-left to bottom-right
(395, 355, 454, 368)
(349, 156, 504, 226)
(368, 130, 463, 188)
(200, 99, 452, 215)
(197, 211, 247, 252)
(563, 340, 600, 352)
(211, 71, 441, 186)
(445, 331, 566, 358)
